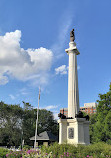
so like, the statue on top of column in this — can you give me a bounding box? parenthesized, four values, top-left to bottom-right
(70, 29, 75, 42)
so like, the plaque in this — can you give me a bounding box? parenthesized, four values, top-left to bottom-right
(68, 128, 74, 139)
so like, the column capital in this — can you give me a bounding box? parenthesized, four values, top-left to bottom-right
(65, 42, 80, 55)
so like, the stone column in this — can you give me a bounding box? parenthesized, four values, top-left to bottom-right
(65, 42, 80, 118)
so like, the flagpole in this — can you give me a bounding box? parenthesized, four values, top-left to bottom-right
(34, 87, 40, 149)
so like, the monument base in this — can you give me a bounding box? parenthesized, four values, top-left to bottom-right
(58, 118, 90, 145)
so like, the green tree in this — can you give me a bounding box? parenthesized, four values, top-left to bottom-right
(89, 113, 97, 143)
(104, 110, 111, 143)
(0, 101, 58, 147)
(91, 84, 111, 143)
(22, 102, 36, 145)
(0, 102, 23, 147)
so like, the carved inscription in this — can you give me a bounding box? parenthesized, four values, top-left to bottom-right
(68, 128, 74, 139)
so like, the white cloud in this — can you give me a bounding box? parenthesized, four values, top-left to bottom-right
(19, 88, 28, 95)
(44, 105, 58, 110)
(0, 75, 8, 85)
(0, 30, 53, 85)
(55, 65, 67, 75)
(9, 94, 15, 100)
(58, 18, 72, 43)
(51, 12, 73, 59)
(55, 64, 80, 76)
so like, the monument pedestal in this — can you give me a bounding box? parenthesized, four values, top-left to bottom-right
(58, 118, 90, 145)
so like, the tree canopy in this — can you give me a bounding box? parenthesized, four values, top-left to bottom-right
(0, 102, 58, 147)
(89, 84, 111, 144)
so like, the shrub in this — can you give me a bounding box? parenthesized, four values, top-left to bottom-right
(1, 143, 111, 158)
(5, 151, 22, 158)
(22, 145, 31, 150)
(22, 149, 40, 158)
(0, 148, 9, 158)
(41, 142, 111, 158)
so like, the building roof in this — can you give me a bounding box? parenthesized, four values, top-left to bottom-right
(30, 131, 57, 141)
(84, 102, 97, 108)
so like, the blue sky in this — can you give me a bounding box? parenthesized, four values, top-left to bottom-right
(0, 0, 111, 119)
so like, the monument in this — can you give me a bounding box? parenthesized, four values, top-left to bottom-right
(58, 29, 90, 145)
